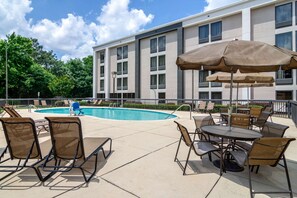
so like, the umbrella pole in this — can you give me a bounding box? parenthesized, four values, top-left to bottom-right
(228, 71, 234, 131)
(236, 83, 239, 113)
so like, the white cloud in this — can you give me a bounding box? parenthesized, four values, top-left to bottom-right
(0, 0, 32, 37)
(93, 0, 154, 43)
(204, 0, 241, 11)
(0, 0, 153, 60)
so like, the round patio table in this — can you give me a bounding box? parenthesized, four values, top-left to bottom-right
(201, 125, 262, 175)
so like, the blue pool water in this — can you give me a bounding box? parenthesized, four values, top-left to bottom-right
(35, 107, 176, 121)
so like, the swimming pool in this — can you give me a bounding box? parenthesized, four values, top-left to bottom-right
(35, 107, 177, 121)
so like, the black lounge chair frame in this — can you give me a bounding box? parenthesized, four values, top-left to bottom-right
(41, 117, 112, 183)
(0, 118, 53, 181)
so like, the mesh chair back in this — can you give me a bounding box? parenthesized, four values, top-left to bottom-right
(198, 101, 206, 111)
(45, 117, 85, 160)
(261, 121, 289, 137)
(34, 100, 40, 106)
(0, 117, 41, 159)
(193, 116, 215, 129)
(250, 107, 262, 118)
(231, 113, 250, 129)
(206, 102, 215, 111)
(249, 137, 295, 166)
(2, 106, 21, 117)
(41, 100, 47, 106)
(255, 111, 270, 127)
(263, 106, 273, 113)
(174, 121, 192, 147)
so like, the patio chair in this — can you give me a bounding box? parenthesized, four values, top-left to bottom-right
(228, 137, 295, 198)
(231, 113, 251, 129)
(206, 102, 215, 113)
(64, 100, 70, 106)
(252, 111, 271, 131)
(34, 100, 40, 107)
(1, 106, 49, 134)
(71, 102, 84, 115)
(197, 101, 206, 113)
(249, 107, 262, 119)
(236, 121, 289, 151)
(0, 117, 53, 181)
(41, 117, 112, 183)
(41, 100, 48, 107)
(174, 121, 220, 175)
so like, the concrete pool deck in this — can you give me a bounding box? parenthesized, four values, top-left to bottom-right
(0, 108, 296, 198)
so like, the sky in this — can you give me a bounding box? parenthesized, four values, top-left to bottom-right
(0, 0, 240, 61)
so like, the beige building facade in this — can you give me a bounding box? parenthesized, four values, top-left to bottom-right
(93, 0, 297, 103)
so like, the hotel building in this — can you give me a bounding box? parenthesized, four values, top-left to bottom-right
(92, 0, 297, 104)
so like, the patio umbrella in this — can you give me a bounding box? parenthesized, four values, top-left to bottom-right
(206, 71, 274, 110)
(225, 83, 274, 109)
(176, 39, 297, 129)
(206, 71, 274, 84)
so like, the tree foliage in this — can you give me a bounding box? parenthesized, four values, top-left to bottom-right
(0, 33, 93, 99)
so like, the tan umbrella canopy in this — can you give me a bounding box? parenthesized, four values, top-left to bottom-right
(176, 40, 297, 129)
(225, 83, 274, 88)
(176, 40, 297, 72)
(206, 71, 275, 83)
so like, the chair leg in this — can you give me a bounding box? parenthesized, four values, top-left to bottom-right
(80, 153, 98, 183)
(174, 137, 182, 162)
(248, 164, 253, 198)
(183, 145, 193, 175)
(283, 155, 293, 198)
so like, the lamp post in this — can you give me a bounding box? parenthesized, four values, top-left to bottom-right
(111, 71, 117, 100)
(5, 40, 8, 105)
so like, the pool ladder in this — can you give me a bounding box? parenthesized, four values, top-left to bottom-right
(166, 104, 192, 120)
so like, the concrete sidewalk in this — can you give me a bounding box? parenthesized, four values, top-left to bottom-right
(0, 108, 296, 198)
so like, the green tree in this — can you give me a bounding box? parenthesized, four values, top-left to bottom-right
(0, 33, 34, 98)
(48, 76, 75, 97)
(31, 38, 59, 69)
(65, 56, 93, 97)
(23, 64, 55, 98)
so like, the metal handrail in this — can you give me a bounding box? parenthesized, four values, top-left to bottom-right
(166, 104, 192, 120)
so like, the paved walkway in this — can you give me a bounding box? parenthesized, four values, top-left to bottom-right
(0, 108, 296, 198)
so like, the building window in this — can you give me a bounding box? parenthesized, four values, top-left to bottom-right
(276, 32, 292, 50)
(117, 78, 122, 90)
(158, 55, 166, 70)
(158, 36, 166, 52)
(199, 70, 209, 87)
(150, 57, 157, 71)
(275, 3, 292, 28)
(117, 46, 128, 60)
(100, 52, 105, 64)
(150, 75, 157, 89)
(276, 69, 293, 85)
(100, 80, 104, 91)
(100, 66, 104, 77)
(117, 62, 122, 75)
(276, 91, 292, 100)
(158, 92, 166, 104)
(123, 77, 128, 90)
(211, 21, 222, 41)
(211, 92, 222, 104)
(158, 74, 166, 89)
(123, 62, 128, 74)
(199, 24, 209, 44)
(123, 45, 128, 59)
(150, 36, 166, 54)
(150, 38, 157, 53)
(117, 47, 122, 60)
(199, 92, 209, 100)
